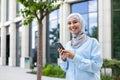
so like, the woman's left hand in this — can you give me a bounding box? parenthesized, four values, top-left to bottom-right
(62, 50, 75, 59)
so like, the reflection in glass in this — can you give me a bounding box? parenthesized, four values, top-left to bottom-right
(81, 14, 89, 34)
(16, 2, 23, 17)
(71, 0, 98, 38)
(30, 19, 38, 65)
(32, 19, 38, 49)
(16, 22, 22, 66)
(89, 13, 97, 35)
(72, 2, 88, 14)
(89, 0, 97, 12)
(113, 0, 120, 10)
(112, 0, 120, 75)
(112, 11, 120, 59)
(48, 9, 59, 63)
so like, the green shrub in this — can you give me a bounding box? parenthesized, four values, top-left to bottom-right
(42, 64, 53, 76)
(101, 75, 114, 80)
(102, 59, 120, 68)
(42, 64, 66, 78)
(102, 59, 120, 80)
(29, 59, 120, 80)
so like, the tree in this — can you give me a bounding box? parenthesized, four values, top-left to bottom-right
(17, 0, 63, 80)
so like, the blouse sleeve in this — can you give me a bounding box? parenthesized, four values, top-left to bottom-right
(58, 41, 71, 72)
(72, 39, 103, 73)
(59, 59, 69, 72)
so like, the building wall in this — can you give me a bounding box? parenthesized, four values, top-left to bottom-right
(0, 0, 47, 68)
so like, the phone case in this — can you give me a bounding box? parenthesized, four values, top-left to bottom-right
(55, 42, 65, 50)
(55, 42, 66, 61)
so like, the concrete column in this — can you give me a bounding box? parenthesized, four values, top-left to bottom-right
(98, 0, 112, 59)
(8, 0, 17, 66)
(0, 0, 6, 23)
(0, 27, 7, 65)
(60, 2, 70, 46)
(9, 23, 16, 66)
(20, 25, 30, 68)
(0, 0, 7, 65)
(9, 0, 16, 21)
(98, 0, 112, 75)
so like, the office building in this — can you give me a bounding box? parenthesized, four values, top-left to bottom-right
(0, 0, 120, 68)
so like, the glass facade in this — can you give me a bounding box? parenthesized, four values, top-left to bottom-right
(46, 9, 60, 64)
(31, 19, 38, 50)
(16, 22, 22, 66)
(71, 0, 98, 38)
(31, 19, 38, 64)
(112, 0, 120, 59)
(16, 2, 22, 17)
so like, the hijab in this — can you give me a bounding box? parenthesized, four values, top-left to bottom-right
(67, 13, 89, 48)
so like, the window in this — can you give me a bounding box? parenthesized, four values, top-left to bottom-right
(16, 2, 22, 17)
(72, 2, 88, 14)
(71, 0, 98, 38)
(112, 0, 120, 59)
(16, 22, 22, 66)
(31, 19, 38, 49)
(46, 9, 60, 64)
(31, 19, 38, 64)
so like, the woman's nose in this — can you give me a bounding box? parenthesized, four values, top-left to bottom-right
(70, 23, 74, 27)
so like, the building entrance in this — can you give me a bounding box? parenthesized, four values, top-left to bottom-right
(6, 35, 10, 65)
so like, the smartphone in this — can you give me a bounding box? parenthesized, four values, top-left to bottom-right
(55, 42, 66, 61)
(55, 42, 65, 50)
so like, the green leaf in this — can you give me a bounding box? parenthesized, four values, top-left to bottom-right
(30, 5, 37, 11)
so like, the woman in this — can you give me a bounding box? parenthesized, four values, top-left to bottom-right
(58, 13, 103, 80)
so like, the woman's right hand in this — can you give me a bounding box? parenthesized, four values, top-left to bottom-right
(58, 48, 67, 61)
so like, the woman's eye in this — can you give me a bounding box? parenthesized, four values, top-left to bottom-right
(73, 21, 78, 24)
(68, 22, 71, 25)
(68, 20, 78, 25)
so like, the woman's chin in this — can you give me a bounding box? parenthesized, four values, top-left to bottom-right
(72, 33, 77, 35)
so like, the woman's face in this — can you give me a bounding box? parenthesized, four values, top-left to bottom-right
(68, 18, 81, 35)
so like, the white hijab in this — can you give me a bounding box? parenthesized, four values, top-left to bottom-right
(67, 13, 89, 48)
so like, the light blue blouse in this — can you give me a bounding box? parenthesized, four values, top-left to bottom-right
(59, 38, 103, 80)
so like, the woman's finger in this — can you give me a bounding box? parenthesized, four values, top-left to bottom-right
(58, 48, 63, 55)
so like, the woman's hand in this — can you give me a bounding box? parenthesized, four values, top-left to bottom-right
(58, 48, 75, 59)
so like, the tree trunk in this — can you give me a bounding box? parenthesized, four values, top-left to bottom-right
(37, 21, 43, 80)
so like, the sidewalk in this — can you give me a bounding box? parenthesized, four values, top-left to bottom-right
(0, 66, 65, 80)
